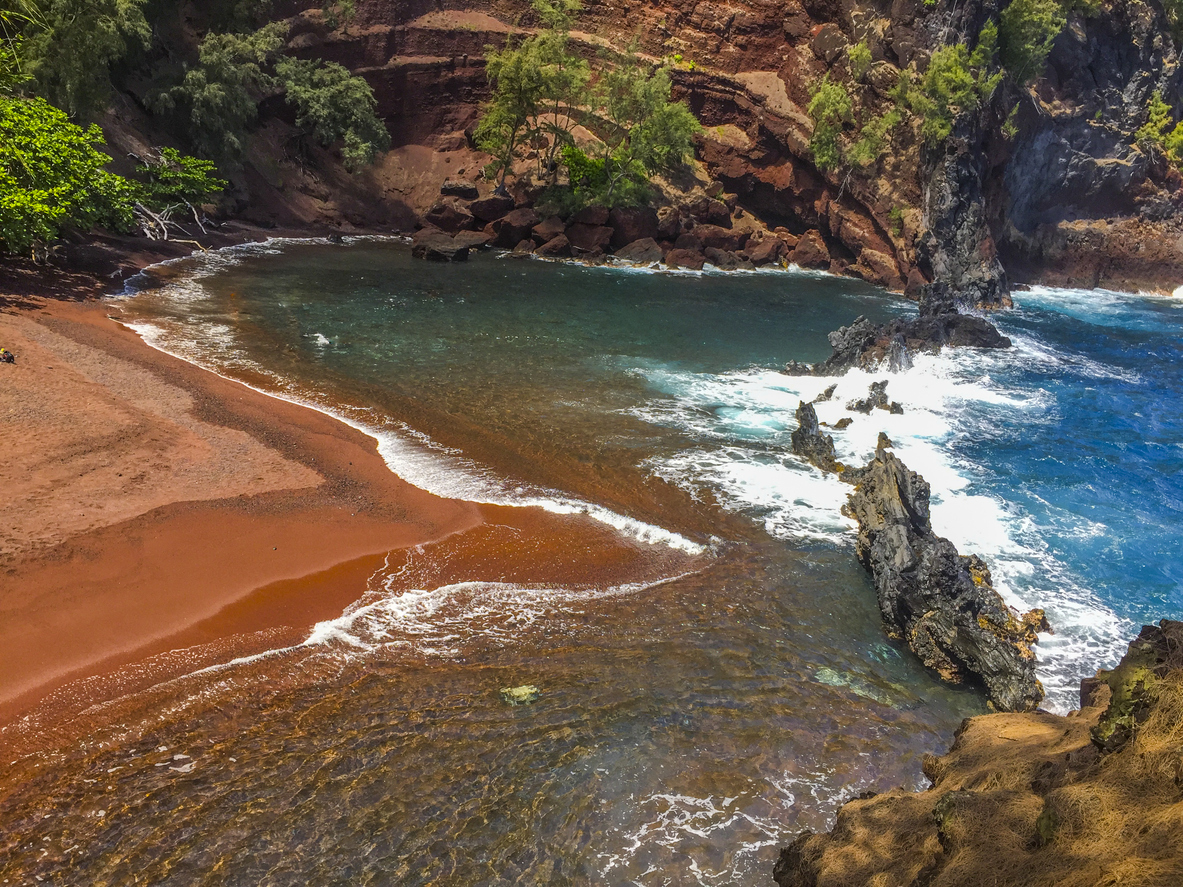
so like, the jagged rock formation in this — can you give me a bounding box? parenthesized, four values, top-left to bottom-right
(774, 620, 1183, 887)
(842, 437, 1045, 712)
(790, 400, 839, 472)
(787, 307, 1011, 376)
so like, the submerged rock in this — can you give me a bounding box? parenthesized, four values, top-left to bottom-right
(843, 438, 1045, 712)
(500, 685, 540, 705)
(790, 401, 839, 472)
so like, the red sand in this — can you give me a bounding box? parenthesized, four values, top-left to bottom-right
(0, 298, 484, 726)
(0, 296, 695, 746)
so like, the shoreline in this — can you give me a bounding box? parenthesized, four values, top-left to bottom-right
(0, 295, 487, 731)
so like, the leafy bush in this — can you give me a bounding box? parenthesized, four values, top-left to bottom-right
(1136, 91, 1183, 165)
(134, 147, 227, 206)
(807, 75, 852, 171)
(847, 40, 873, 82)
(1000, 0, 1067, 85)
(904, 22, 1002, 144)
(848, 108, 902, 167)
(0, 95, 135, 254)
(275, 57, 389, 171)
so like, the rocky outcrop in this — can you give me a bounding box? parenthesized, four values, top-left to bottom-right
(790, 400, 839, 472)
(774, 620, 1183, 887)
(787, 307, 1011, 376)
(842, 438, 1045, 712)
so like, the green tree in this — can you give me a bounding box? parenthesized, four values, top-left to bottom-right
(0, 95, 135, 254)
(807, 75, 852, 171)
(275, 56, 390, 171)
(23, 0, 151, 119)
(1000, 0, 1067, 85)
(474, 0, 589, 186)
(152, 22, 287, 161)
(583, 46, 699, 204)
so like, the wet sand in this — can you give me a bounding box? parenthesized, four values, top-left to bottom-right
(0, 294, 696, 750)
(0, 297, 485, 728)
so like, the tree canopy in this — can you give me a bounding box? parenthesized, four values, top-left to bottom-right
(475, 1, 700, 207)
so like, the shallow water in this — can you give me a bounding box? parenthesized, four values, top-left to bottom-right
(1, 242, 1180, 885)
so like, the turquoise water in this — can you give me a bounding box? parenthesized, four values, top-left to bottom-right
(1, 240, 1180, 885)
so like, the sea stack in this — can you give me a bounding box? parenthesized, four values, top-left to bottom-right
(843, 437, 1046, 712)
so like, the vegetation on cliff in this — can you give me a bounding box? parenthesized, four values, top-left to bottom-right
(0, 0, 390, 255)
(476, 0, 699, 207)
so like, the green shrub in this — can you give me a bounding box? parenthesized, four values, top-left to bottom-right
(1000, 0, 1068, 85)
(1002, 103, 1020, 139)
(134, 147, 227, 206)
(904, 22, 1002, 144)
(848, 108, 902, 167)
(847, 40, 873, 82)
(807, 75, 852, 171)
(0, 95, 135, 254)
(1136, 91, 1183, 165)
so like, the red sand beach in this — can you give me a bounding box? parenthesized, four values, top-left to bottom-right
(0, 289, 693, 751)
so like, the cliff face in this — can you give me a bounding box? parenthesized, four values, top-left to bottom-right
(774, 620, 1183, 887)
(101, 1, 1181, 292)
(265, 0, 1181, 293)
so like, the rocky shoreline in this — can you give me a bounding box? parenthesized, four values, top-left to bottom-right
(774, 619, 1183, 886)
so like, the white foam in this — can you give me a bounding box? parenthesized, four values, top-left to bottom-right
(628, 349, 1131, 712)
(118, 320, 707, 558)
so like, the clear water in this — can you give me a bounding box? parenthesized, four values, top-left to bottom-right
(1, 240, 1180, 886)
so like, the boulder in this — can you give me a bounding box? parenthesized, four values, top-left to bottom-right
(664, 248, 705, 270)
(566, 223, 614, 255)
(687, 195, 732, 227)
(615, 237, 663, 264)
(469, 193, 516, 223)
(452, 230, 492, 251)
(746, 236, 787, 266)
(411, 230, 470, 262)
(491, 208, 541, 248)
(790, 401, 839, 472)
(511, 239, 535, 255)
(532, 215, 566, 244)
(535, 234, 572, 258)
(609, 207, 660, 248)
(791, 230, 830, 269)
(842, 439, 1045, 712)
(657, 206, 683, 239)
(693, 224, 747, 251)
(704, 247, 741, 270)
(569, 204, 610, 226)
(674, 232, 702, 251)
(440, 179, 479, 200)
(422, 198, 475, 234)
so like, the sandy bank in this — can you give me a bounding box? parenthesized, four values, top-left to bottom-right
(0, 296, 485, 725)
